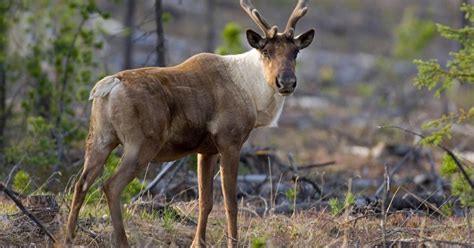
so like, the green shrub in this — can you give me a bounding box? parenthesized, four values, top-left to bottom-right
(328, 197, 343, 216)
(329, 192, 355, 216)
(441, 154, 474, 207)
(162, 207, 177, 232)
(215, 22, 244, 55)
(251, 236, 267, 248)
(413, 3, 474, 207)
(12, 170, 32, 194)
(3, 0, 107, 189)
(414, 3, 474, 146)
(393, 7, 437, 59)
(6, 117, 58, 182)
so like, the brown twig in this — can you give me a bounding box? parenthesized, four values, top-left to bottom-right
(466, 206, 472, 245)
(375, 150, 414, 197)
(400, 187, 446, 217)
(0, 182, 57, 243)
(396, 228, 473, 247)
(78, 223, 99, 240)
(381, 163, 389, 248)
(5, 161, 21, 189)
(298, 161, 336, 170)
(378, 125, 474, 190)
(342, 178, 353, 247)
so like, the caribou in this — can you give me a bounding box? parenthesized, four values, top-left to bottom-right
(65, 0, 314, 247)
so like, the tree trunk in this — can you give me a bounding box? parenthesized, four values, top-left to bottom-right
(205, 0, 216, 52)
(0, 63, 5, 158)
(0, 1, 10, 159)
(155, 0, 166, 67)
(123, 0, 136, 69)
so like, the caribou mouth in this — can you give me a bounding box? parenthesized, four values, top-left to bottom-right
(278, 89, 294, 96)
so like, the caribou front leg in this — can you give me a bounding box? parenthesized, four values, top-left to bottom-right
(219, 147, 240, 247)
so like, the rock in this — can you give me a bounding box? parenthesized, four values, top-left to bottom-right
(413, 174, 431, 185)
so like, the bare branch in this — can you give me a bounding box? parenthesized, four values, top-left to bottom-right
(378, 125, 474, 190)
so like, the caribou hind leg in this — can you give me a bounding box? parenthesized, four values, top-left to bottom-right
(103, 139, 159, 247)
(192, 153, 219, 247)
(65, 131, 118, 244)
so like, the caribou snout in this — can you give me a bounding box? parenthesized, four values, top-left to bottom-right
(276, 70, 297, 95)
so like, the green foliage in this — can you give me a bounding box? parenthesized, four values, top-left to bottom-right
(286, 188, 297, 203)
(412, 2, 474, 210)
(319, 65, 336, 86)
(215, 22, 244, 55)
(2, 0, 108, 187)
(440, 153, 459, 176)
(419, 108, 474, 146)
(251, 236, 267, 248)
(328, 197, 343, 216)
(344, 192, 355, 207)
(440, 153, 474, 207)
(356, 83, 375, 97)
(162, 207, 177, 232)
(393, 7, 437, 59)
(6, 117, 58, 170)
(440, 202, 454, 216)
(13, 170, 32, 194)
(414, 3, 474, 146)
(126, 178, 144, 201)
(328, 192, 355, 216)
(162, 12, 172, 23)
(0, 1, 10, 64)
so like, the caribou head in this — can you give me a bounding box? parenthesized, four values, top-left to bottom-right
(241, 0, 315, 95)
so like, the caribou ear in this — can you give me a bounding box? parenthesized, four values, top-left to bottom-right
(246, 29, 266, 49)
(294, 29, 315, 50)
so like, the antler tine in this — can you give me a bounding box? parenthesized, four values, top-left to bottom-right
(284, 0, 308, 37)
(240, 0, 277, 38)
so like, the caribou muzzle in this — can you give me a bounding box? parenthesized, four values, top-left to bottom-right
(276, 70, 297, 95)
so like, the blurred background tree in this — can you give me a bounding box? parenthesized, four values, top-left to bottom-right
(0, 1, 11, 161)
(393, 7, 437, 60)
(2, 0, 108, 190)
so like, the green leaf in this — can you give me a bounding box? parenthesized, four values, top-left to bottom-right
(162, 12, 172, 23)
(440, 153, 458, 176)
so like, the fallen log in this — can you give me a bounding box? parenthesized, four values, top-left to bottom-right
(132, 160, 178, 202)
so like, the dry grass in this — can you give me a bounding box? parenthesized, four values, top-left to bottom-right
(0, 197, 473, 247)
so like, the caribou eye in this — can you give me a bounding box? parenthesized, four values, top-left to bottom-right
(261, 49, 270, 58)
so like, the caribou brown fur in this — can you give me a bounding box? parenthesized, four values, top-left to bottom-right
(65, 0, 314, 247)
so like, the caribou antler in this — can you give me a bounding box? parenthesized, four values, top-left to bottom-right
(240, 0, 278, 38)
(284, 0, 308, 38)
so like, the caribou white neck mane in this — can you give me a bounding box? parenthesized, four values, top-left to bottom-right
(224, 49, 286, 128)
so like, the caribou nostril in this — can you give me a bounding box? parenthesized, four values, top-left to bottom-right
(276, 78, 284, 89)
